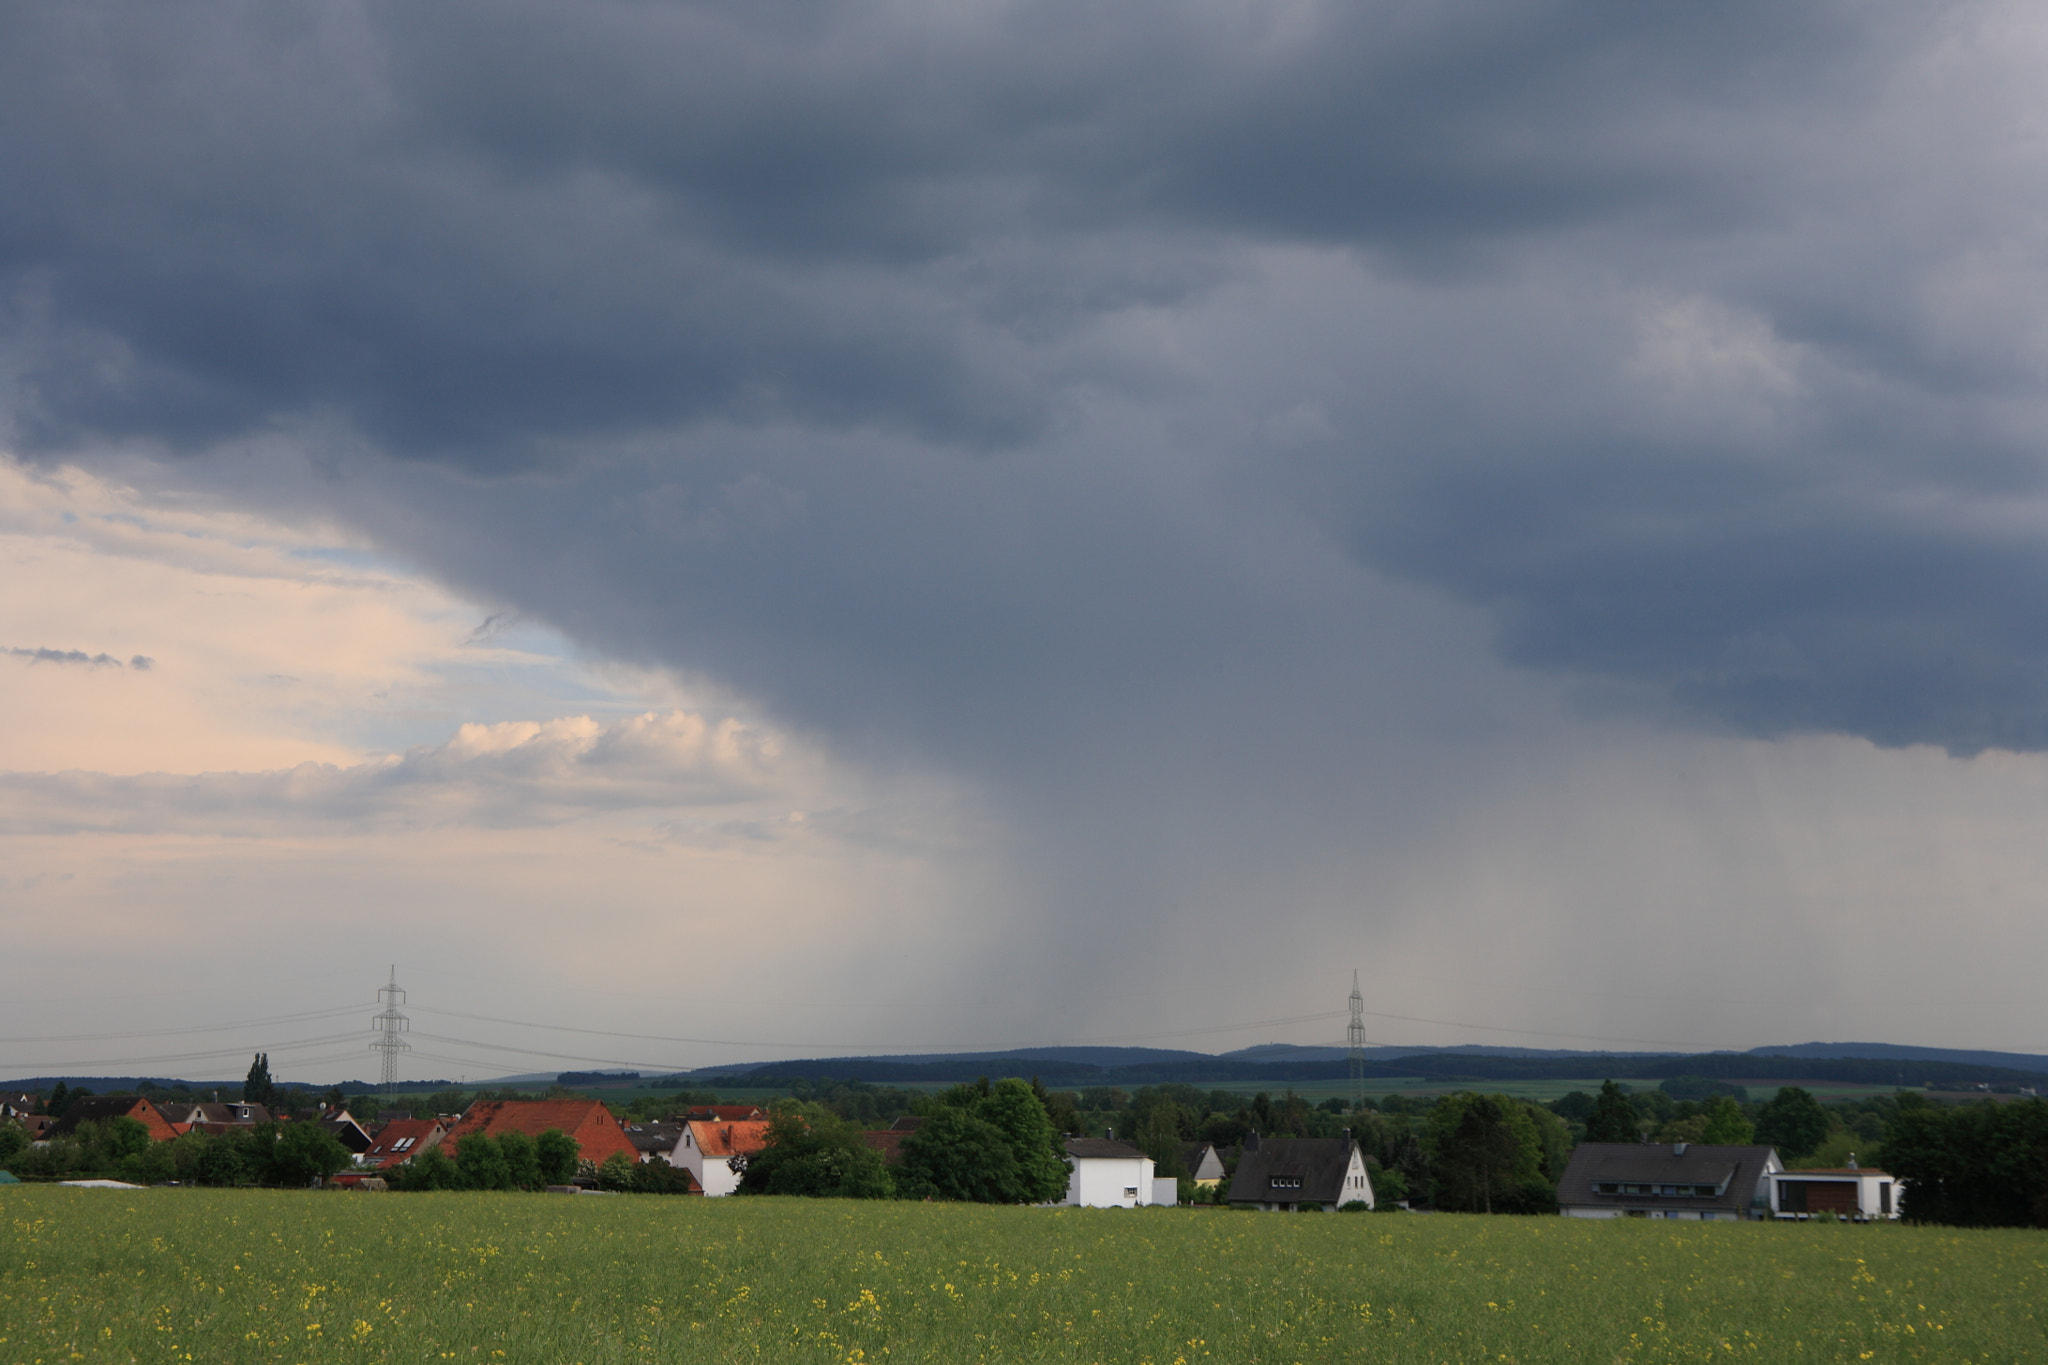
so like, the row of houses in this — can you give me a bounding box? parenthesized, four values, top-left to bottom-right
(9, 1091, 1902, 1219)
(1557, 1141, 1902, 1221)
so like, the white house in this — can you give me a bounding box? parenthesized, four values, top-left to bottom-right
(1063, 1137, 1165, 1207)
(675, 1118, 770, 1197)
(1771, 1161, 1902, 1220)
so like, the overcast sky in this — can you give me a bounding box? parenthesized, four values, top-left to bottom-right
(4, 1, 2047, 1085)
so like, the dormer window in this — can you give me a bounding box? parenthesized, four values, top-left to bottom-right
(1270, 1176, 1301, 1189)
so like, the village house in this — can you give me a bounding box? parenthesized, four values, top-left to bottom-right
(1183, 1142, 1226, 1189)
(1, 1091, 37, 1121)
(682, 1105, 766, 1123)
(440, 1099, 638, 1169)
(41, 1095, 182, 1143)
(316, 1108, 375, 1155)
(623, 1121, 685, 1165)
(1226, 1132, 1374, 1211)
(357, 1118, 449, 1171)
(857, 1129, 909, 1165)
(1063, 1136, 1173, 1207)
(155, 1101, 273, 1134)
(1556, 1142, 1783, 1220)
(675, 1118, 772, 1196)
(1770, 1159, 1902, 1220)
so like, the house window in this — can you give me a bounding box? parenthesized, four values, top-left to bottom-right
(393, 1137, 415, 1151)
(1124, 1187, 1138, 1199)
(1880, 1182, 1892, 1215)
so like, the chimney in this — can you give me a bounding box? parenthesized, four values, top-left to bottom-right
(1105, 1127, 1112, 1141)
(1341, 1128, 1351, 1142)
(1672, 1141, 1688, 1156)
(1847, 1153, 1858, 1170)
(1245, 1130, 1260, 1152)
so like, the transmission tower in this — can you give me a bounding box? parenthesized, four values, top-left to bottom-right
(1347, 969, 1367, 1112)
(370, 966, 410, 1094)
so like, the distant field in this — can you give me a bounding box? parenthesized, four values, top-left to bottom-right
(4, 1188, 2041, 1363)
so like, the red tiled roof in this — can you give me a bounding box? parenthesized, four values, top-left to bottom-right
(360, 1119, 446, 1170)
(858, 1131, 907, 1165)
(686, 1119, 772, 1159)
(443, 1100, 637, 1166)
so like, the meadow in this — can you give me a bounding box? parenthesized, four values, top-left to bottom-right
(2, 1188, 2041, 1364)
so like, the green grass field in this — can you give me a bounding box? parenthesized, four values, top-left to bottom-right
(3, 1189, 2041, 1364)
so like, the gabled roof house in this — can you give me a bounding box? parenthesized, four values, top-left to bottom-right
(358, 1119, 448, 1170)
(441, 1100, 637, 1169)
(1183, 1142, 1226, 1187)
(1557, 1142, 1783, 1220)
(1226, 1132, 1374, 1211)
(676, 1119, 772, 1196)
(1064, 1136, 1171, 1207)
(623, 1122, 685, 1164)
(43, 1096, 181, 1143)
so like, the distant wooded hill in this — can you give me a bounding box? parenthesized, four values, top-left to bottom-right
(11, 1041, 2041, 1097)
(682, 1042, 2048, 1090)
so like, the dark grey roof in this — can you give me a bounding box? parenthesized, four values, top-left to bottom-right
(1556, 1143, 1779, 1215)
(1065, 1137, 1146, 1160)
(626, 1123, 682, 1154)
(43, 1095, 154, 1138)
(1183, 1142, 1225, 1181)
(320, 1116, 374, 1152)
(1227, 1137, 1359, 1206)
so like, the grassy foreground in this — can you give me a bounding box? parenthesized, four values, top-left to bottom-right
(2, 1189, 2042, 1364)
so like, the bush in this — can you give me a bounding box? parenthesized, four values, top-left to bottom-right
(597, 1150, 639, 1193)
(536, 1130, 579, 1186)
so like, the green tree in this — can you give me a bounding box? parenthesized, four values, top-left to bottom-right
(979, 1078, 1070, 1202)
(119, 1139, 177, 1186)
(535, 1129, 579, 1185)
(1754, 1086, 1830, 1159)
(400, 1146, 460, 1191)
(1132, 1102, 1187, 1179)
(496, 1130, 543, 1190)
(194, 1135, 248, 1186)
(1698, 1095, 1755, 1145)
(0, 1123, 27, 1166)
(740, 1105, 893, 1199)
(243, 1054, 277, 1110)
(99, 1115, 153, 1165)
(262, 1122, 353, 1185)
(1885, 1097, 2048, 1227)
(1425, 1094, 1545, 1214)
(597, 1150, 639, 1193)
(1584, 1080, 1641, 1144)
(896, 1107, 1024, 1202)
(455, 1133, 514, 1190)
(46, 1081, 70, 1119)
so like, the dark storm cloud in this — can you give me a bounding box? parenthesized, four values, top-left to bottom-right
(3, 646, 141, 669)
(3, 0, 2044, 755)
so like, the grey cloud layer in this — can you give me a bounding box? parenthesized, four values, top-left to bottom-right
(5, 0, 2046, 758)
(0, 711, 795, 834)
(5, 646, 150, 669)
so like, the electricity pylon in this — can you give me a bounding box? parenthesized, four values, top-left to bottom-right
(370, 966, 410, 1094)
(1348, 969, 1367, 1112)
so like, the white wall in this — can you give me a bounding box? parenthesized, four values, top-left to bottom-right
(1066, 1155, 1157, 1207)
(677, 1128, 744, 1197)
